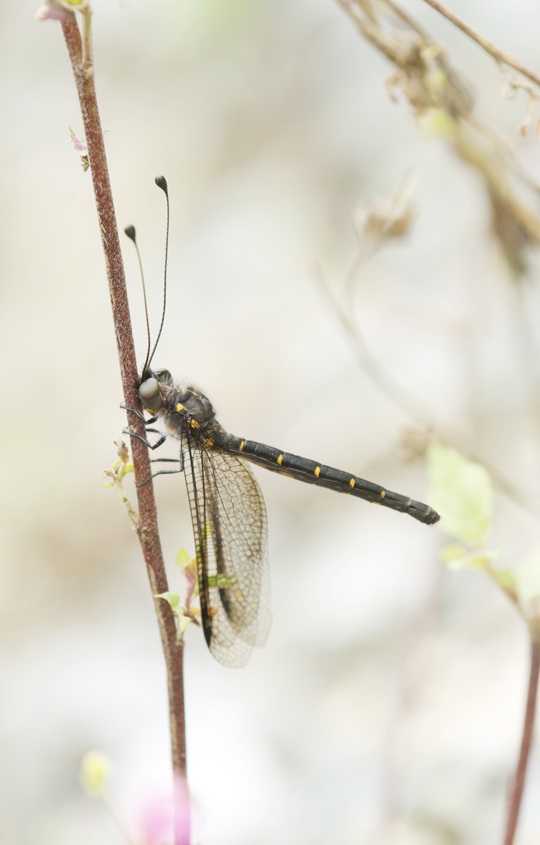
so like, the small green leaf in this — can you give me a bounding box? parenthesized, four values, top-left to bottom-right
(427, 443, 493, 545)
(156, 591, 180, 609)
(440, 544, 496, 571)
(466, 552, 495, 569)
(441, 544, 469, 563)
(441, 544, 473, 570)
(176, 547, 192, 568)
(156, 594, 193, 639)
(177, 612, 193, 636)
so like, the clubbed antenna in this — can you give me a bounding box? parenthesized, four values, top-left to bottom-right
(124, 175, 170, 379)
(146, 175, 170, 374)
(124, 223, 152, 378)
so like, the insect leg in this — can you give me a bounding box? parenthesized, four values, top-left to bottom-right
(123, 428, 167, 450)
(136, 459, 183, 486)
(121, 403, 159, 426)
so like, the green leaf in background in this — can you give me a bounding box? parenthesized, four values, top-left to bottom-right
(196, 0, 256, 38)
(80, 751, 111, 797)
(516, 547, 540, 613)
(427, 442, 493, 545)
(440, 544, 497, 571)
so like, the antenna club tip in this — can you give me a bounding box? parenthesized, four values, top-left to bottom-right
(155, 175, 168, 194)
(124, 225, 136, 242)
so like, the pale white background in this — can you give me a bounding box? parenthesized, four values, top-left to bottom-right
(2, 1, 540, 844)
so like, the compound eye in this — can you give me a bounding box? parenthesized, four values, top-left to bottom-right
(139, 377, 163, 411)
(154, 368, 173, 386)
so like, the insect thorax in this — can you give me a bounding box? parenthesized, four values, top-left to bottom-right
(163, 385, 218, 439)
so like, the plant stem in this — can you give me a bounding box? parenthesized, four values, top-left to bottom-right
(59, 13, 189, 841)
(418, 0, 540, 89)
(503, 639, 540, 845)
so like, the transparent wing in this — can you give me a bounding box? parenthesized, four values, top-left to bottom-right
(183, 436, 271, 668)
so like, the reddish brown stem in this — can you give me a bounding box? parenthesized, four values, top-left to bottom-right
(59, 14, 189, 842)
(503, 639, 540, 845)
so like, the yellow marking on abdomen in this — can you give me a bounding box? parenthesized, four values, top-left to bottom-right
(176, 402, 184, 412)
(349, 477, 355, 488)
(380, 489, 386, 498)
(239, 439, 245, 451)
(314, 465, 321, 477)
(277, 453, 284, 466)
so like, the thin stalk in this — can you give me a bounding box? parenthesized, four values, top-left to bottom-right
(418, 0, 540, 89)
(503, 639, 540, 845)
(58, 12, 189, 842)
